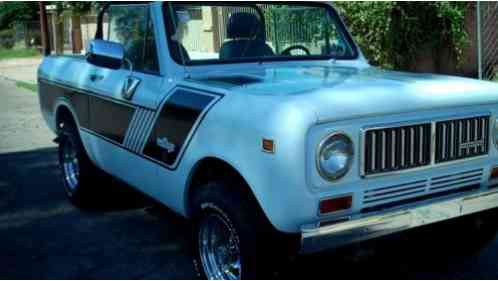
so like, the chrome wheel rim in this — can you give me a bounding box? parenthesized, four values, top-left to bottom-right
(62, 138, 80, 191)
(199, 213, 242, 280)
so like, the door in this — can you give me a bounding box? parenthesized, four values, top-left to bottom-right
(82, 3, 166, 196)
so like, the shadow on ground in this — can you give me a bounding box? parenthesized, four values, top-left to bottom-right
(0, 147, 194, 279)
(1, 147, 498, 279)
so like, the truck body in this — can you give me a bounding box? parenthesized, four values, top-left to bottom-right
(38, 2, 498, 279)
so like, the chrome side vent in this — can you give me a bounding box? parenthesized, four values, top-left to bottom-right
(362, 169, 483, 211)
(363, 124, 431, 176)
(430, 169, 484, 191)
(363, 180, 428, 206)
(435, 116, 489, 163)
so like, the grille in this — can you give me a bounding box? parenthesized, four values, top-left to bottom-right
(430, 168, 483, 191)
(363, 180, 428, 206)
(363, 124, 432, 176)
(361, 168, 483, 212)
(435, 116, 489, 163)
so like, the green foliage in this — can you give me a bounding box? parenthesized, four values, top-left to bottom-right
(47, 2, 94, 16)
(108, 6, 148, 43)
(265, 7, 330, 44)
(0, 2, 39, 30)
(261, 5, 344, 55)
(67, 2, 93, 16)
(0, 2, 95, 28)
(15, 81, 38, 93)
(334, 1, 470, 69)
(0, 29, 15, 49)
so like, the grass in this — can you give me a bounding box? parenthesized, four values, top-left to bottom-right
(16, 81, 37, 92)
(0, 48, 40, 60)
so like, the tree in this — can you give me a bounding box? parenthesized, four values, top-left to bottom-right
(0, 2, 39, 30)
(334, 2, 470, 71)
(67, 2, 93, 54)
(46, 2, 94, 54)
(51, 2, 64, 55)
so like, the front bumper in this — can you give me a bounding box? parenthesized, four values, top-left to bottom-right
(301, 189, 498, 254)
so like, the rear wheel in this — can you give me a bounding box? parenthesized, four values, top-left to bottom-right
(58, 121, 102, 207)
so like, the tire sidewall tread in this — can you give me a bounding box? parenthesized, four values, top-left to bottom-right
(58, 122, 100, 206)
(191, 182, 263, 280)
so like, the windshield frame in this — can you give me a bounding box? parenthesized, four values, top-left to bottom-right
(163, 1, 359, 66)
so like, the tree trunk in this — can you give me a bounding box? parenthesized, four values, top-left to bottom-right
(71, 15, 82, 54)
(55, 14, 64, 55)
(38, 2, 51, 55)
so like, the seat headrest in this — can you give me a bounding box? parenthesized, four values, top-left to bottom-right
(227, 12, 264, 39)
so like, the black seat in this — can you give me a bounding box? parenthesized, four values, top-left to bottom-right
(219, 13, 274, 60)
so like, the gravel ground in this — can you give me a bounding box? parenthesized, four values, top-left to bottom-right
(1, 78, 498, 279)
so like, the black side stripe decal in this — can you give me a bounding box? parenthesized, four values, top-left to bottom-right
(38, 78, 135, 145)
(40, 77, 224, 170)
(89, 97, 135, 145)
(143, 88, 223, 169)
(39, 77, 141, 109)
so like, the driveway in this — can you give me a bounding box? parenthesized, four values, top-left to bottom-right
(0, 58, 41, 84)
(1, 77, 498, 279)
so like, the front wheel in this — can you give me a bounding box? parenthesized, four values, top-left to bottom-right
(198, 208, 243, 280)
(191, 182, 279, 280)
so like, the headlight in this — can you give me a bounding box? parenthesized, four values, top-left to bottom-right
(317, 133, 354, 181)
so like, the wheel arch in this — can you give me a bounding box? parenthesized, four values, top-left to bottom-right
(54, 100, 80, 132)
(53, 101, 96, 166)
(185, 157, 272, 226)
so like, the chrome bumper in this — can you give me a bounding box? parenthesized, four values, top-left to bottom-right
(301, 189, 498, 254)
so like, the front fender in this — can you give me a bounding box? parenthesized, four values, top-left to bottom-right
(183, 91, 319, 233)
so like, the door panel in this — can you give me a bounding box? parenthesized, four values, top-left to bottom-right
(89, 96, 135, 144)
(80, 130, 158, 201)
(83, 3, 168, 196)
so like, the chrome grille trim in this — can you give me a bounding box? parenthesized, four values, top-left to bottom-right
(429, 168, 484, 191)
(362, 168, 484, 208)
(363, 124, 431, 176)
(363, 180, 428, 205)
(361, 114, 491, 177)
(435, 116, 489, 163)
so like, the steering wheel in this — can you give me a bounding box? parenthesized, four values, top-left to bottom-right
(281, 45, 311, 56)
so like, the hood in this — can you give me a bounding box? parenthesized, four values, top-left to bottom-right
(192, 65, 498, 123)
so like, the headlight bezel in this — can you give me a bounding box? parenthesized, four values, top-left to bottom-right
(316, 132, 354, 181)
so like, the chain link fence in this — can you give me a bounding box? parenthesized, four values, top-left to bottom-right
(478, 2, 498, 81)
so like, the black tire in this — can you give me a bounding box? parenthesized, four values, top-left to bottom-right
(459, 209, 498, 252)
(58, 120, 102, 207)
(191, 181, 281, 280)
(418, 209, 498, 258)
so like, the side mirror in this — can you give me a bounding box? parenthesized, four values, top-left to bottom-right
(86, 40, 125, 70)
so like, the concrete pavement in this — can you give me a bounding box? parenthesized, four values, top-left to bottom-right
(0, 77, 52, 153)
(0, 57, 41, 84)
(0, 78, 196, 279)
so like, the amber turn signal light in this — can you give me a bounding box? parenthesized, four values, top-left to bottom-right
(490, 166, 498, 180)
(319, 195, 353, 215)
(262, 139, 275, 153)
